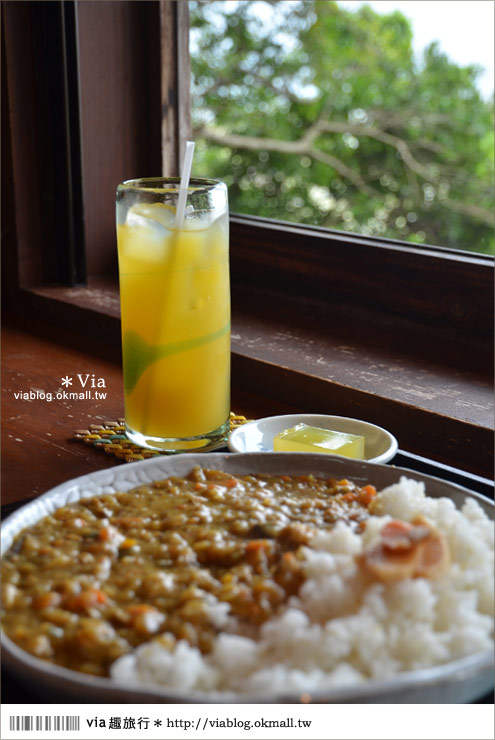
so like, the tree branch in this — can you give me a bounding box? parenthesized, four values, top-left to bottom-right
(315, 121, 494, 226)
(194, 126, 377, 196)
(314, 120, 436, 180)
(439, 196, 495, 225)
(370, 109, 451, 130)
(195, 121, 494, 227)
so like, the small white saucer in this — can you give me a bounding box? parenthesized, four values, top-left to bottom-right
(228, 413, 398, 464)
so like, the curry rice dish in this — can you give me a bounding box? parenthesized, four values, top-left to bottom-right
(1, 466, 493, 695)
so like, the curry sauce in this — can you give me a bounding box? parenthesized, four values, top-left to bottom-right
(1, 467, 375, 676)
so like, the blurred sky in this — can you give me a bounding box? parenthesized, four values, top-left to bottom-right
(337, 0, 494, 99)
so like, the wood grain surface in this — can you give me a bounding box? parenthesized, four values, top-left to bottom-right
(1, 324, 294, 506)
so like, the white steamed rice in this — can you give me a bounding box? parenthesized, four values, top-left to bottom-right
(110, 476, 494, 694)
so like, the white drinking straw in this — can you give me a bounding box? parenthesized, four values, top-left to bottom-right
(175, 140, 195, 229)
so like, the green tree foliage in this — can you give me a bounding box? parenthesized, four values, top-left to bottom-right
(190, 0, 494, 253)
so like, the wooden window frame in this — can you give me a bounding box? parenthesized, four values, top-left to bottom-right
(2, 1, 491, 331)
(229, 214, 493, 338)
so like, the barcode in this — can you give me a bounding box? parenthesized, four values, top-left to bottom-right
(9, 716, 80, 732)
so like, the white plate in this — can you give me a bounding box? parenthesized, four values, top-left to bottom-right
(1, 452, 493, 704)
(228, 413, 398, 463)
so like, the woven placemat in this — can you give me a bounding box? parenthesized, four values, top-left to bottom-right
(72, 412, 250, 463)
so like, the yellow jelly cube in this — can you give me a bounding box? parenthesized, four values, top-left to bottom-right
(273, 423, 365, 458)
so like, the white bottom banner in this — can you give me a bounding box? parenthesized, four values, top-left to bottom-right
(1, 703, 494, 740)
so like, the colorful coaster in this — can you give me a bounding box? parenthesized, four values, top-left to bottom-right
(72, 412, 250, 463)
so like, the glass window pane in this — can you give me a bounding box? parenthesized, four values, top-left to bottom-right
(190, 0, 494, 254)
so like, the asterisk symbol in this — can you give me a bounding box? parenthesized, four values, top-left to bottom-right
(61, 376, 73, 387)
(154, 720, 162, 727)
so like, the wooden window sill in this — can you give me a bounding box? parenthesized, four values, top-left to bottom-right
(231, 285, 493, 478)
(6, 278, 493, 479)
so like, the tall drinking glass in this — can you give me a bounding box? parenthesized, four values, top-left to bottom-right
(116, 177, 230, 452)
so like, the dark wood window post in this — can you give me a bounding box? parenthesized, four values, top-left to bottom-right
(160, 0, 191, 175)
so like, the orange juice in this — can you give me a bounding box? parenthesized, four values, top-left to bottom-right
(116, 180, 230, 450)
